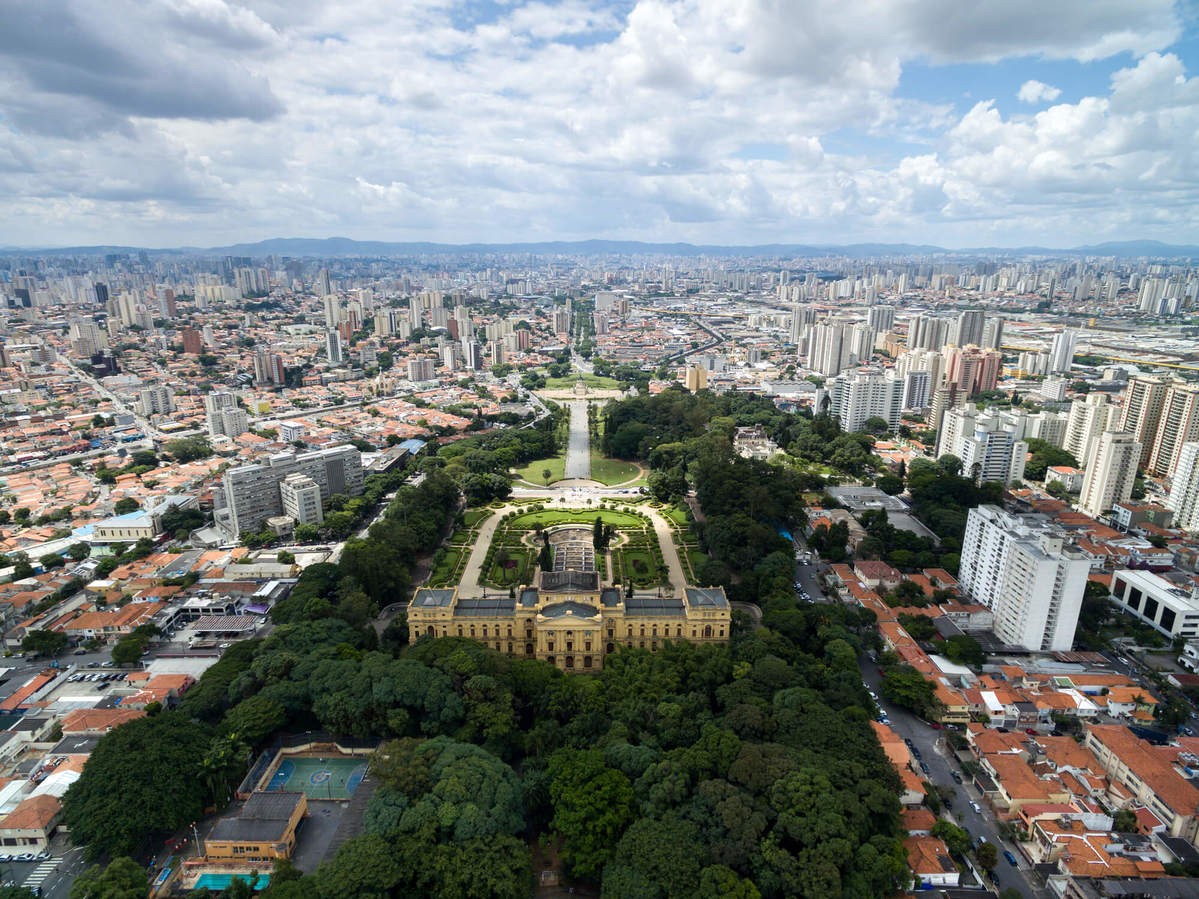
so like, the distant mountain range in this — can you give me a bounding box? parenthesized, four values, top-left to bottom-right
(4, 236, 1198, 259)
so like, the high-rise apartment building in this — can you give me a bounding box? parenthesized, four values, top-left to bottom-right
(980, 316, 1004, 350)
(901, 370, 932, 410)
(280, 473, 325, 526)
(1048, 328, 1078, 374)
(1118, 375, 1170, 468)
(827, 368, 904, 433)
(959, 505, 1089, 652)
(808, 322, 856, 377)
(315, 268, 332, 297)
(205, 391, 248, 439)
(929, 384, 963, 433)
(937, 407, 1027, 484)
(325, 329, 344, 365)
(683, 365, 708, 392)
(181, 328, 202, 355)
(407, 358, 435, 382)
(138, 386, 173, 417)
(1078, 432, 1141, 519)
(790, 303, 819, 345)
(215, 445, 363, 536)
(906, 314, 951, 351)
(1166, 442, 1199, 532)
(953, 310, 986, 347)
(867, 306, 895, 333)
(1063, 394, 1119, 467)
(1147, 382, 1199, 477)
(944, 346, 1001, 395)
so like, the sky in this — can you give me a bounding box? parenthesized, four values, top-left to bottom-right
(1, 0, 1198, 250)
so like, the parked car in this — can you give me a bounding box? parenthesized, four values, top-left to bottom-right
(911, 747, 922, 760)
(970, 801, 982, 813)
(34, 852, 49, 861)
(0, 854, 12, 863)
(1004, 849, 1018, 867)
(72, 649, 86, 656)
(1025, 728, 1038, 735)
(950, 771, 962, 783)
(919, 761, 930, 774)
(13, 853, 35, 862)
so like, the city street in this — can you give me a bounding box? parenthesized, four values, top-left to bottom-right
(860, 659, 1047, 898)
(564, 400, 591, 480)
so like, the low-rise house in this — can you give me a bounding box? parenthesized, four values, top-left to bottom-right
(904, 834, 959, 887)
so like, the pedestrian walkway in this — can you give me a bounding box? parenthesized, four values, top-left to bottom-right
(564, 401, 591, 480)
(23, 858, 57, 891)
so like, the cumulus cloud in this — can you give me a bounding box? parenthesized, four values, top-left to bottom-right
(0, 0, 1192, 247)
(1017, 80, 1063, 104)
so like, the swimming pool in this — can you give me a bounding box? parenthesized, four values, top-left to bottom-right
(193, 873, 271, 890)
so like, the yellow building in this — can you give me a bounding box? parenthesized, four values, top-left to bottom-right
(683, 365, 708, 392)
(205, 791, 307, 863)
(408, 574, 730, 673)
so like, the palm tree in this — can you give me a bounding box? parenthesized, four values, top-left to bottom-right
(542, 468, 552, 486)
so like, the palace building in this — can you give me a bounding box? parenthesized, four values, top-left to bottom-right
(406, 526, 730, 671)
(407, 578, 729, 672)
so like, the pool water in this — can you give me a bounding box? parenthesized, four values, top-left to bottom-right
(193, 873, 271, 890)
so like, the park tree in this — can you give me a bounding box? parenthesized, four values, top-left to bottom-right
(976, 840, 998, 870)
(931, 819, 972, 856)
(69, 857, 149, 899)
(21, 629, 66, 656)
(222, 695, 286, 746)
(62, 715, 213, 858)
(548, 749, 636, 880)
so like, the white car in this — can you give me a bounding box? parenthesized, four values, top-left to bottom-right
(970, 801, 982, 813)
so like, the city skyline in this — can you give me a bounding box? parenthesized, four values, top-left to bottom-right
(1, 1, 1197, 249)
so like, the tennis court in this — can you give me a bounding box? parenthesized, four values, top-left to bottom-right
(262, 755, 366, 800)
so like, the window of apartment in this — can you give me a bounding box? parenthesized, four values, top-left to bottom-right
(583, 656, 592, 669)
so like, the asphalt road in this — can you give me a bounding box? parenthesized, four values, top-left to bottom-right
(860, 659, 1046, 898)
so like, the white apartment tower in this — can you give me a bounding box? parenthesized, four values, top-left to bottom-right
(1048, 329, 1078, 374)
(1078, 432, 1142, 519)
(827, 368, 905, 432)
(1166, 442, 1199, 532)
(216, 445, 363, 536)
(204, 391, 248, 439)
(280, 473, 325, 526)
(959, 505, 1089, 652)
(1063, 394, 1119, 467)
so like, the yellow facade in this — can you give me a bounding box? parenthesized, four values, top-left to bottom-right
(408, 580, 730, 672)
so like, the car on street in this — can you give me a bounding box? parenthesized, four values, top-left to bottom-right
(0, 854, 10, 863)
(1004, 849, 1018, 867)
(970, 801, 982, 813)
(13, 853, 34, 862)
(911, 746, 922, 760)
(950, 771, 962, 783)
(919, 761, 930, 774)
(72, 648, 86, 655)
(34, 852, 49, 861)
(1025, 728, 1038, 735)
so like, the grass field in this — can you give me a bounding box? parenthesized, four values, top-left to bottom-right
(616, 548, 664, 586)
(513, 454, 567, 484)
(462, 509, 491, 528)
(588, 451, 641, 485)
(664, 505, 690, 527)
(543, 373, 622, 390)
(427, 548, 464, 586)
(504, 508, 646, 530)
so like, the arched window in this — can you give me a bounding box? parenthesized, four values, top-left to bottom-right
(703, 625, 712, 638)
(426, 626, 435, 636)
(565, 656, 574, 669)
(606, 643, 615, 654)
(525, 643, 534, 655)
(457, 626, 463, 636)
(583, 656, 592, 669)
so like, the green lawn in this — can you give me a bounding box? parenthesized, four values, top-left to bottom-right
(428, 549, 463, 586)
(462, 509, 491, 528)
(588, 452, 641, 485)
(664, 505, 690, 527)
(543, 373, 622, 390)
(615, 548, 665, 587)
(513, 454, 566, 485)
(484, 549, 536, 589)
(504, 508, 646, 530)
